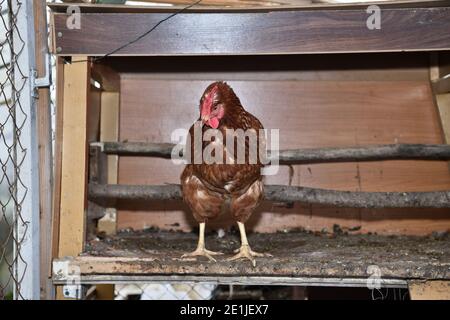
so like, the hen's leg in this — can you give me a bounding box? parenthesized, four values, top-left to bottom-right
(181, 222, 223, 262)
(227, 222, 272, 267)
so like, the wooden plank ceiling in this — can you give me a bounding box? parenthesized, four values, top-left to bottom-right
(51, 2, 450, 55)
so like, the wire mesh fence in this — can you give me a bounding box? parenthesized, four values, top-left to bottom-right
(113, 283, 410, 300)
(114, 283, 276, 300)
(115, 283, 218, 300)
(0, 0, 31, 300)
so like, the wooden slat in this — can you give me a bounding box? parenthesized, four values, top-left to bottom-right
(409, 281, 450, 300)
(92, 63, 120, 92)
(112, 0, 313, 6)
(97, 92, 120, 235)
(87, 147, 108, 238)
(431, 53, 450, 171)
(49, 1, 450, 13)
(439, 53, 450, 78)
(436, 94, 450, 144)
(52, 7, 450, 55)
(432, 77, 450, 94)
(87, 87, 101, 142)
(59, 0, 335, 8)
(58, 57, 90, 258)
(94, 284, 115, 300)
(100, 92, 120, 184)
(51, 57, 65, 268)
(56, 58, 90, 299)
(35, 0, 54, 300)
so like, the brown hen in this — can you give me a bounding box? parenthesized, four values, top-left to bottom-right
(180, 82, 271, 266)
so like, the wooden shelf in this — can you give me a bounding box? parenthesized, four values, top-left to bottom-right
(49, 1, 450, 56)
(48, 1, 450, 13)
(53, 230, 450, 287)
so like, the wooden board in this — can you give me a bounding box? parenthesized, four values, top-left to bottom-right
(51, 57, 65, 266)
(409, 280, 450, 300)
(87, 87, 101, 143)
(435, 94, 450, 143)
(58, 58, 90, 258)
(52, 6, 450, 55)
(117, 77, 450, 235)
(49, 1, 450, 13)
(53, 230, 450, 283)
(100, 92, 120, 184)
(35, 0, 54, 300)
(98, 92, 120, 235)
(55, 58, 91, 299)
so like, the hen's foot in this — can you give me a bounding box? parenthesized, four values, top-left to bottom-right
(228, 245, 272, 267)
(181, 247, 223, 262)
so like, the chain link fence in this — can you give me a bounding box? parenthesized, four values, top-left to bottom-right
(113, 283, 409, 300)
(0, 0, 38, 300)
(115, 283, 218, 300)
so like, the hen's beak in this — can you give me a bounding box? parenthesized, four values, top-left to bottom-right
(201, 114, 209, 125)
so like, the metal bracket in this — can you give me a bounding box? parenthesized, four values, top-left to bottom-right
(33, 53, 52, 89)
(63, 285, 87, 300)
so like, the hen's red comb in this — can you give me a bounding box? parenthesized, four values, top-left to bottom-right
(206, 83, 221, 106)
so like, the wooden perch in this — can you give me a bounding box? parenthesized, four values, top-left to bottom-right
(88, 183, 450, 209)
(95, 142, 450, 165)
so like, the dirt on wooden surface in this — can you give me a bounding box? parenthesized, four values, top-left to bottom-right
(83, 227, 450, 279)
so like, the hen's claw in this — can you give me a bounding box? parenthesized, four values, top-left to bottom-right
(228, 245, 272, 267)
(181, 247, 223, 262)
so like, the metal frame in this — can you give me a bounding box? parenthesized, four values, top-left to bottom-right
(11, 0, 40, 300)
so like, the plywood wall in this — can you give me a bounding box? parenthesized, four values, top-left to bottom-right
(114, 55, 450, 235)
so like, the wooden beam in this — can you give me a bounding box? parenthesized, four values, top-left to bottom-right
(100, 93, 119, 184)
(94, 284, 115, 300)
(91, 63, 120, 92)
(58, 57, 90, 258)
(431, 76, 450, 94)
(35, 0, 54, 300)
(51, 57, 65, 273)
(96, 141, 450, 164)
(60, 0, 317, 7)
(97, 92, 120, 235)
(83, 93, 120, 301)
(52, 6, 450, 55)
(88, 183, 450, 209)
(56, 57, 90, 299)
(430, 53, 450, 171)
(435, 94, 450, 144)
(87, 146, 109, 238)
(52, 256, 409, 287)
(409, 281, 450, 300)
(49, 1, 450, 13)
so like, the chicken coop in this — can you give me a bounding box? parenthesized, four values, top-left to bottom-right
(47, 0, 450, 300)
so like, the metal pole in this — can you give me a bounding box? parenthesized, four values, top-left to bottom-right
(11, 0, 40, 300)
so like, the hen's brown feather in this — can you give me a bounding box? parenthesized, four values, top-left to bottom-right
(181, 82, 264, 223)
